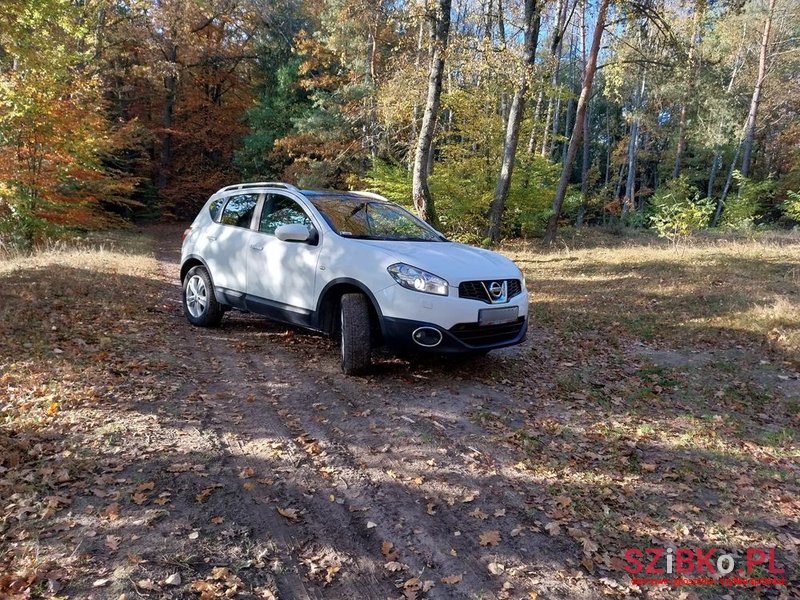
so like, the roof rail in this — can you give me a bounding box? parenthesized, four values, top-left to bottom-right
(215, 182, 301, 195)
(352, 190, 389, 201)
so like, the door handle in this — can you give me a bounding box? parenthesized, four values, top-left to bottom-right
(250, 244, 264, 251)
(207, 235, 217, 241)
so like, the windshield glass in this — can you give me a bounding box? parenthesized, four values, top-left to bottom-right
(308, 196, 444, 241)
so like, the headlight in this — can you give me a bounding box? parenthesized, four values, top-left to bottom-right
(387, 263, 449, 296)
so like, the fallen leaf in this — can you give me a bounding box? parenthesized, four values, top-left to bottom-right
(366, 521, 377, 529)
(469, 508, 488, 520)
(325, 565, 340, 585)
(137, 579, 159, 591)
(719, 515, 735, 528)
(641, 463, 657, 472)
(582, 538, 599, 554)
(211, 516, 224, 525)
(494, 508, 506, 518)
(441, 574, 463, 584)
(164, 573, 181, 586)
(277, 507, 300, 522)
(462, 491, 478, 503)
(384, 561, 405, 572)
(479, 530, 501, 546)
(545, 522, 561, 536)
(195, 487, 217, 503)
(92, 578, 110, 587)
(488, 562, 505, 575)
(104, 502, 121, 520)
(105, 535, 121, 551)
(239, 467, 255, 479)
(381, 540, 398, 561)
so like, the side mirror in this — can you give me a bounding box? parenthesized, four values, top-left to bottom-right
(275, 223, 312, 243)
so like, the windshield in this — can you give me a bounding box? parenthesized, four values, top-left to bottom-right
(308, 196, 445, 242)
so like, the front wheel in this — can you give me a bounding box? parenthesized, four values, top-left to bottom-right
(183, 266, 223, 327)
(339, 293, 372, 375)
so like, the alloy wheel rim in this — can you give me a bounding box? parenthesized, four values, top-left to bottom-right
(186, 274, 208, 318)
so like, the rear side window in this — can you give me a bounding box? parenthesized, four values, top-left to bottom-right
(208, 197, 225, 222)
(220, 193, 259, 228)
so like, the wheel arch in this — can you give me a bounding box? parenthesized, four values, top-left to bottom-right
(315, 278, 385, 342)
(180, 255, 212, 285)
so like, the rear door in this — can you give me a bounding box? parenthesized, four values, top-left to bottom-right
(203, 192, 260, 293)
(247, 192, 321, 312)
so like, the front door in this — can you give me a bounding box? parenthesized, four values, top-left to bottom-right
(246, 193, 321, 313)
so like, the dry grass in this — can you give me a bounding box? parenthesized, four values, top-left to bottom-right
(504, 232, 800, 359)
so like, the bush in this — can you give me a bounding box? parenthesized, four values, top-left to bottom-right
(781, 190, 800, 223)
(649, 177, 714, 242)
(718, 171, 773, 230)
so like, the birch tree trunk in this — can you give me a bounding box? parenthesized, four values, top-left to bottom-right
(544, 0, 610, 244)
(487, 0, 540, 243)
(412, 0, 452, 226)
(623, 71, 646, 215)
(741, 0, 776, 177)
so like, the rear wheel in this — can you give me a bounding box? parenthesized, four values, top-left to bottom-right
(339, 293, 372, 375)
(183, 265, 223, 327)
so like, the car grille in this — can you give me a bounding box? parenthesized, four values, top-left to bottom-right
(450, 318, 525, 346)
(458, 279, 523, 303)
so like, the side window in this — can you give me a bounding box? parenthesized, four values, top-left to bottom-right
(208, 197, 225, 222)
(220, 193, 259, 228)
(259, 194, 313, 235)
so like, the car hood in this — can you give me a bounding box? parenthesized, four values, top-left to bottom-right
(350, 239, 521, 283)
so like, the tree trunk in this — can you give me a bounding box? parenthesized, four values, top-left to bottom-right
(526, 87, 544, 154)
(576, 0, 591, 228)
(712, 141, 742, 226)
(543, 0, 609, 244)
(707, 147, 721, 198)
(622, 71, 646, 215)
(741, 0, 776, 177)
(412, 0, 452, 226)
(672, 5, 702, 179)
(158, 42, 177, 191)
(487, 0, 540, 243)
(540, 0, 570, 157)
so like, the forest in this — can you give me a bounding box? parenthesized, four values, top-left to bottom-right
(1, 0, 799, 248)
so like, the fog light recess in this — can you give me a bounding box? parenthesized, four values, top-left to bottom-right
(412, 327, 443, 347)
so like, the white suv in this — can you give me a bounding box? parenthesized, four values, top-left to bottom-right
(180, 182, 528, 373)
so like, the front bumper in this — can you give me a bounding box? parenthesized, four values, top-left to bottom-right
(381, 316, 528, 353)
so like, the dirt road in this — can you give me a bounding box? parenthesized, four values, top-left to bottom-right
(134, 229, 598, 599)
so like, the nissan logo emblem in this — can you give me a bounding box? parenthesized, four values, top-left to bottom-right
(488, 281, 503, 298)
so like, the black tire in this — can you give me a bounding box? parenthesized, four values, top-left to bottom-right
(183, 265, 223, 327)
(339, 293, 372, 375)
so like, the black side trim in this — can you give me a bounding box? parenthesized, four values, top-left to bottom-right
(244, 294, 316, 330)
(216, 287, 246, 309)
